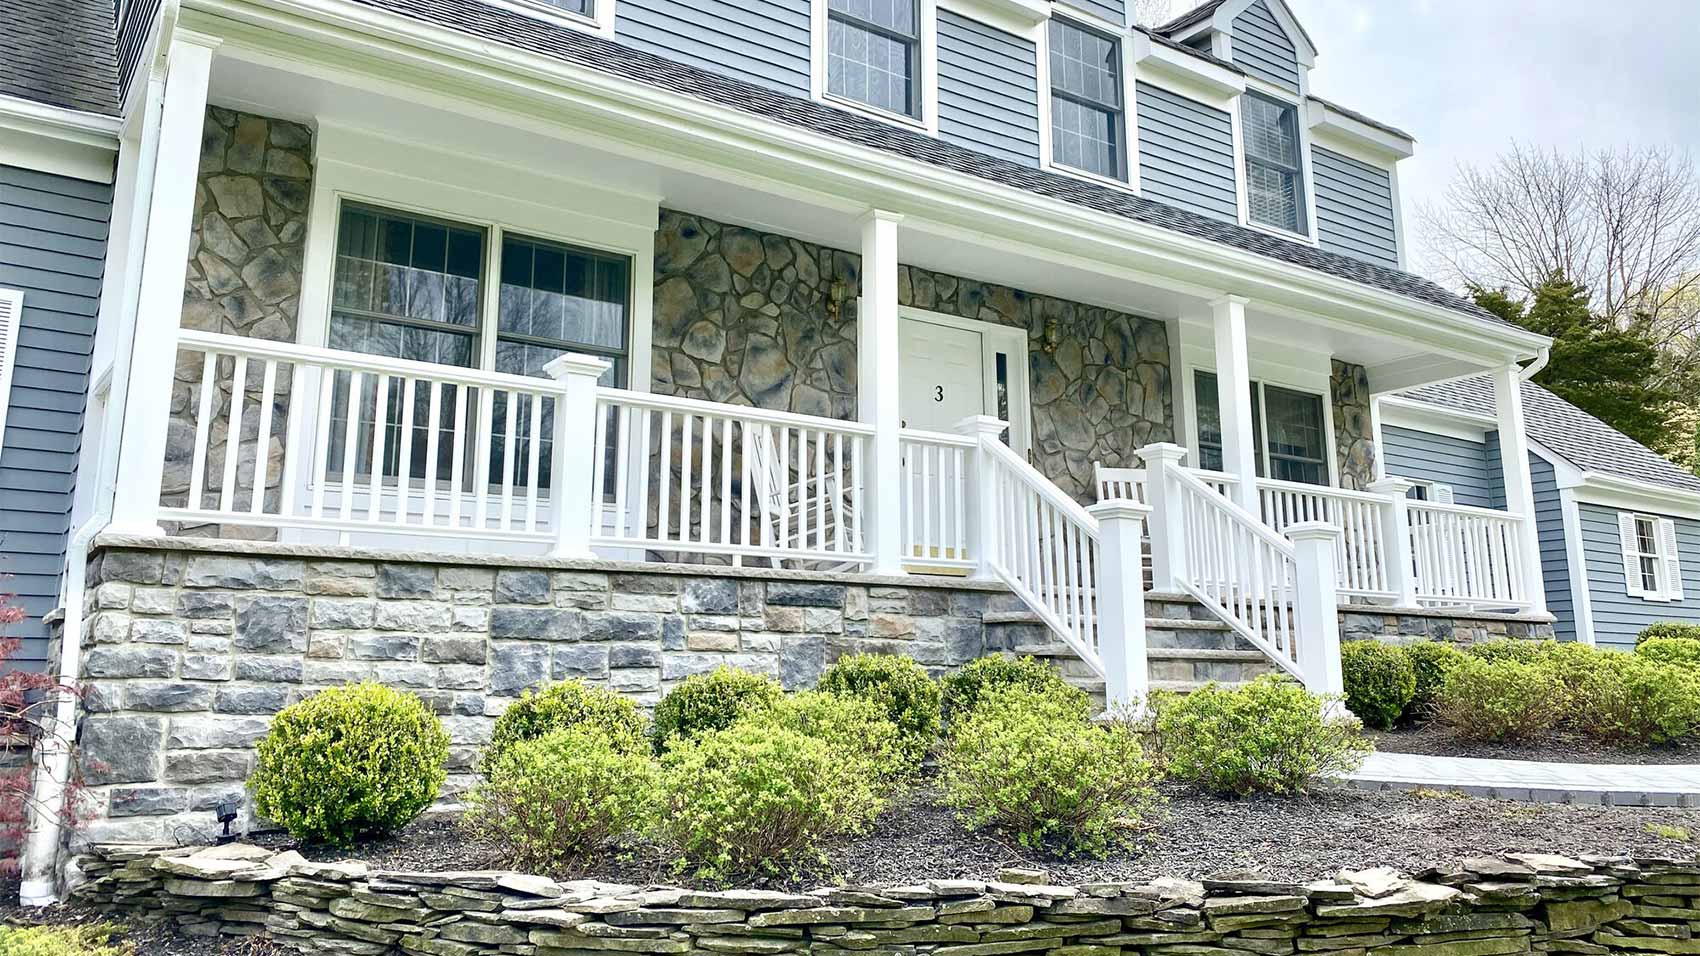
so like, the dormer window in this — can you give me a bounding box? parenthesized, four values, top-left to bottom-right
(531, 0, 591, 13)
(827, 0, 922, 119)
(1048, 17, 1126, 181)
(1242, 92, 1307, 235)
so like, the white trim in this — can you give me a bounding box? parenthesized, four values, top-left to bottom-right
(1037, 10, 1139, 189)
(0, 289, 23, 454)
(1376, 395, 1493, 442)
(811, 0, 940, 136)
(1131, 33, 1245, 106)
(0, 95, 121, 184)
(1568, 477, 1700, 523)
(1558, 487, 1595, 644)
(896, 306, 1032, 456)
(1303, 97, 1413, 162)
(936, 0, 1048, 36)
(1234, 81, 1317, 245)
(483, 0, 615, 37)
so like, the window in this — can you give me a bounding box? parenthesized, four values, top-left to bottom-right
(1194, 371, 1328, 485)
(1241, 92, 1307, 235)
(1621, 512, 1685, 602)
(827, 0, 921, 118)
(1048, 18, 1125, 181)
(326, 203, 630, 491)
(525, 0, 591, 14)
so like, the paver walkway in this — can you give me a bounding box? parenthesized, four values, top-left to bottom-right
(1346, 750, 1700, 806)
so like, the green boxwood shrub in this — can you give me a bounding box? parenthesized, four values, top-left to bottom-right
(939, 655, 1082, 720)
(940, 686, 1155, 857)
(743, 691, 901, 821)
(484, 679, 649, 774)
(1150, 675, 1371, 796)
(651, 667, 783, 750)
(656, 721, 868, 879)
(1637, 637, 1700, 668)
(818, 653, 941, 770)
(249, 682, 449, 846)
(1638, 622, 1700, 646)
(1567, 654, 1700, 744)
(466, 727, 657, 874)
(1466, 638, 1558, 664)
(1434, 658, 1561, 741)
(1340, 640, 1416, 730)
(0, 924, 133, 956)
(1401, 641, 1465, 723)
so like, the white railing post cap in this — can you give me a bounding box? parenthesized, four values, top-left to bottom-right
(1134, 442, 1189, 463)
(953, 414, 1009, 437)
(1087, 500, 1152, 523)
(1366, 476, 1416, 495)
(1285, 520, 1343, 542)
(544, 353, 613, 380)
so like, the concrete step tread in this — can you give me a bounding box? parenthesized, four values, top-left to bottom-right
(983, 611, 1233, 631)
(1062, 677, 1256, 696)
(1014, 643, 1269, 663)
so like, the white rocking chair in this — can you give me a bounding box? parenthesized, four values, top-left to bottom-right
(746, 424, 858, 570)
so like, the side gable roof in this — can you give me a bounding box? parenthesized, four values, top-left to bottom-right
(1399, 377, 1700, 495)
(0, 0, 121, 115)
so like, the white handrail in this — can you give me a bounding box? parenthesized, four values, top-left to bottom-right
(1408, 500, 1529, 608)
(1256, 477, 1394, 599)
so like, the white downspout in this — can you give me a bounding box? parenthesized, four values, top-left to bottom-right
(18, 24, 174, 905)
(1519, 347, 1550, 381)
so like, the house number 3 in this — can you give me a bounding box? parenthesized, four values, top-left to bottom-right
(934, 385, 944, 402)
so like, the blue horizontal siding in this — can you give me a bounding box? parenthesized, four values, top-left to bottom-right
(0, 164, 110, 668)
(1578, 502, 1700, 649)
(614, 0, 812, 97)
(936, 11, 1039, 167)
(1313, 147, 1399, 268)
(1380, 425, 1497, 510)
(1230, 0, 1300, 93)
(1069, 0, 1125, 27)
(1136, 82, 1237, 222)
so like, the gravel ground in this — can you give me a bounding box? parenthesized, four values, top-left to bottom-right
(1370, 724, 1700, 765)
(0, 881, 283, 955)
(258, 782, 1700, 888)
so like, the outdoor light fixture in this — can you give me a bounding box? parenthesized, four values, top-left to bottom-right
(215, 799, 241, 845)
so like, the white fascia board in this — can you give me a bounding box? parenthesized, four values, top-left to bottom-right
(1375, 395, 1493, 443)
(0, 95, 121, 183)
(186, 0, 1549, 366)
(1131, 34, 1244, 105)
(1565, 473, 1700, 521)
(938, 0, 1048, 35)
(1304, 99, 1412, 164)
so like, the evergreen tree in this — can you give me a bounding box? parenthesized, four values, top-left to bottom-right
(1471, 274, 1680, 452)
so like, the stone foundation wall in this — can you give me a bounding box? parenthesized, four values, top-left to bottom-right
(73, 843, 1698, 956)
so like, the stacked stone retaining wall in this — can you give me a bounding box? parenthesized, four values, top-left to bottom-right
(72, 844, 1697, 956)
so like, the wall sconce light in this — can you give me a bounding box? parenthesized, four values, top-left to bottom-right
(1041, 317, 1060, 354)
(825, 280, 847, 320)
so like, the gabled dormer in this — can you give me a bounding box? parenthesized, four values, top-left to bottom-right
(1155, 0, 1317, 94)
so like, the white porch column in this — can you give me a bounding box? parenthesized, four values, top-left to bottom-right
(1491, 365, 1548, 614)
(1366, 476, 1417, 607)
(1088, 500, 1152, 712)
(546, 354, 613, 559)
(859, 209, 906, 575)
(1211, 295, 1262, 518)
(1136, 442, 1189, 593)
(106, 32, 219, 536)
(1288, 521, 1346, 699)
(956, 415, 1007, 581)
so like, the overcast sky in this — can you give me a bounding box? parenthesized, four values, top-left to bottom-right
(1273, 0, 1700, 280)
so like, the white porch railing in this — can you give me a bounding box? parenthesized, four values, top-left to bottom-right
(1257, 478, 1395, 600)
(899, 429, 975, 571)
(1408, 500, 1531, 609)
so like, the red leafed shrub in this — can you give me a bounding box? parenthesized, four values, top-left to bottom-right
(0, 588, 87, 871)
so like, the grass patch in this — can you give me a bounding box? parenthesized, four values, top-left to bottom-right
(1646, 823, 1693, 842)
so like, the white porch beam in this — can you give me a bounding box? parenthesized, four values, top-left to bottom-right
(1491, 365, 1547, 614)
(858, 209, 905, 575)
(1211, 295, 1262, 518)
(106, 32, 219, 536)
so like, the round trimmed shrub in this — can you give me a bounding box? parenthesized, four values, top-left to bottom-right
(656, 721, 868, 879)
(651, 667, 783, 750)
(466, 727, 658, 875)
(818, 653, 940, 771)
(939, 655, 1082, 720)
(1151, 675, 1371, 796)
(941, 685, 1155, 857)
(1567, 654, 1700, 744)
(1434, 657, 1561, 741)
(743, 691, 901, 821)
(249, 682, 449, 846)
(1401, 641, 1465, 723)
(1467, 638, 1557, 664)
(485, 679, 649, 774)
(1340, 640, 1416, 730)
(1637, 637, 1700, 668)
(1638, 622, 1700, 646)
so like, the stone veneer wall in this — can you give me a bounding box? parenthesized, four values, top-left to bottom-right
(1331, 360, 1375, 491)
(651, 210, 1175, 501)
(74, 843, 1700, 956)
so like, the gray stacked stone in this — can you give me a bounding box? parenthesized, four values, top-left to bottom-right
(1331, 360, 1376, 491)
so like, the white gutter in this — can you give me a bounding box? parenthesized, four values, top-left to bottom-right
(18, 14, 175, 904)
(1519, 347, 1551, 381)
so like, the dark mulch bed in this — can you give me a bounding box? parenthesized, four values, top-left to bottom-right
(0, 877, 283, 955)
(256, 781, 1700, 888)
(1370, 723, 1700, 765)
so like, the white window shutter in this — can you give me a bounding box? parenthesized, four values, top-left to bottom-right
(1660, 518, 1685, 602)
(1619, 511, 1646, 598)
(0, 289, 22, 455)
(1433, 484, 1454, 505)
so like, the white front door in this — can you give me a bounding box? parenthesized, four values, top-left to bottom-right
(899, 316, 987, 433)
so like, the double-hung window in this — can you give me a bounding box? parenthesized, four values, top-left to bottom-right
(1621, 512, 1686, 602)
(1048, 18, 1125, 181)
(1194, 371, 1328, 485)
(826, 0, 922, 119)
(1241, 92, 1307, 235)
(327, 202, 630, 492)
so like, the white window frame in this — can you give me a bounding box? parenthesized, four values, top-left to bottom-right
(811, 0, 941, 135)
(485, 0, 617, 37)
(1230, 76, 1319, 245)
(1186, 366, 1336, 487)
(1620, 511, 1685, 603)
(1036, 3, 1140, 193)
(0, 288, 22, 456)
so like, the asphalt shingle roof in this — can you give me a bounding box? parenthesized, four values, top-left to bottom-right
(351, 0, 1505, 329)
(1306, 95, 1414, 143)
(1401, 377, 1700, 495)
(0, 0, 120, 115)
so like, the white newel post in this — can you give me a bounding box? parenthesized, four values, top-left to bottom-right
(1210, 296, 1262, 518)
(106, 32, 218, 536)
(859, 209, 906, 575)
(1136, 442, 1189, 593)
(546, 353, 612, 559)
(1491, 365, 1547, 614)
(1365, 476, 1417, 607)
(1288, 520, 1346, 699)
(956, 415, 1007, 581)
(1088, 500, 1152, 712)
